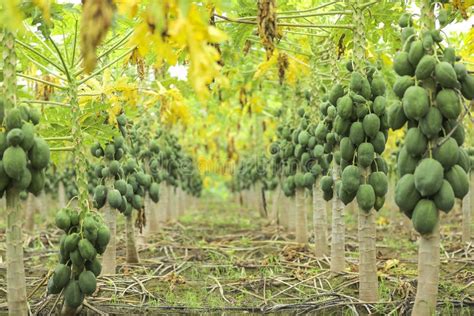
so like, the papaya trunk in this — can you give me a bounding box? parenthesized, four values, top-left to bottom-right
(102, 203, 116, 275)
(6, 188, 28, 316)
(358, 209, 378, 301)
(166, 185, 174, 223)
(462, 190, 471, 243)
(24, 193, 36, 234)
(58, 181, 66, 209)
(255, 183, 266, 218)
(126, 214, 140, 263)
(145, 193, 159, 237)
(330, 195, 345, 273)
(288, 196, 296, 232)
(172, 187, 178, 221)
(313, 180, 328, 258)
(3, 29, 28, 316)
(158, 183, 167, 224)
(39, 191, 46, 216)
(325, 199, 331, 222)
(179, 188, 185, 216)
(412, 222, 440, 315)
(270, 186, 281, 225)
(295, 188, 308, 244)
(462, 172, 472, 243)
(280, 194, 289, 229)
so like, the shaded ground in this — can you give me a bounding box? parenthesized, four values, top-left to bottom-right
(0, 199, 473, 315)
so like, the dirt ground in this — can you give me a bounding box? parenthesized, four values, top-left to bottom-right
(0, 198, 473, 315)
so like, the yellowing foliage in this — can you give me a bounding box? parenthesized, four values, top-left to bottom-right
(130, 1, 227, 100)
(0, 0, 24, 31)
(33, 0, 52, 22)
(113, 0, 139, 17)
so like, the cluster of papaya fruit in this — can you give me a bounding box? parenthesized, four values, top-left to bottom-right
(319, 61, 390, 211)
(390, 13, 472, 235)
(129, 118, 202, 198)
(269, 106, 330, 197)
(90, 114, 150, 216)
(0, 104, 50, 197)
(232, 155, 277, 193)
(49, 209, 110, 309)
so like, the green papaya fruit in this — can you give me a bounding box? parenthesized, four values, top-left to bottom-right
(356, 184, 376, 212)
(412, 199, 438, 235)
(414, 158, 444, 196)
(402, 86, 429, 120)
(395, 174, 421, 217)
(433, 180, 455, 213)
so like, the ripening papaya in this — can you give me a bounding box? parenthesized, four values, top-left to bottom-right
(411, 199, 438, 235)
(436, 89, 461, 119)
(349, 122, 365, 146)
(368, 171, 388, 197)
(394, 52, 415, 76)
(397, 146, 419, 177)
(393, 76, 415, 99)
(408, 40, 424, 67)
(29, 137, 50, 170)
(371, 132, 386, 154)
(85, 258, 102, 277)
(388, 100, 407, 130)
(372, 96, 386, 116)
(336, 95, 353, 120)
(435, 61, 459, 88)
(405, 128, 428, 157)
(433, 137, 459, 170)
(460, 75, 474, 100)
(78, 239, 97, 261)
(107, 189, 122, 209)
(350, 72, 372, 99)
(5, 108, 23, 131)
(341, 165, 361, 194)
(357, 142, 375, 168)
(414, 158, 444, 196)
(362, 113, 380, 139)
(357, 184, 376, 212)
(419, 107, 443, 139)
(52, 264, 71, 290)
(444, 165, 469, 199)
(433, 180, 455, 213)
(78, 270, 97, 295)
(64, 280, 84, 309)
(415, 55, 436, 80)
(395, 174, 421, 217)
(402, 86, 430, 120)
(3, 146, 27, 180)
(370, 74, 386, 97)
(328, 84, 345, 106)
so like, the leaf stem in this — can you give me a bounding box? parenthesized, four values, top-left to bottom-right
(47, 34, 72, 82)
(21, 99, 69, 106)
(15, 39, 65, 73)
(74, 29, 133, 77)
(16, 73, 66, 90)
(77, 47, 135, 85)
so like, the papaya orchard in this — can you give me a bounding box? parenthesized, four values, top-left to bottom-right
(0, 1, 473, 315)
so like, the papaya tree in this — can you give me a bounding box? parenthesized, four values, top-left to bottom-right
(389, 1, 472, 313)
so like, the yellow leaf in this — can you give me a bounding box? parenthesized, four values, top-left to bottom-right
(383, 259, 399, 272)
(114, 0, 139, 17)
(0, 0, 24, 32)
(33, 0, 53, 22)
(376, 216, 389, 226)
(254, 50, 279, 79)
